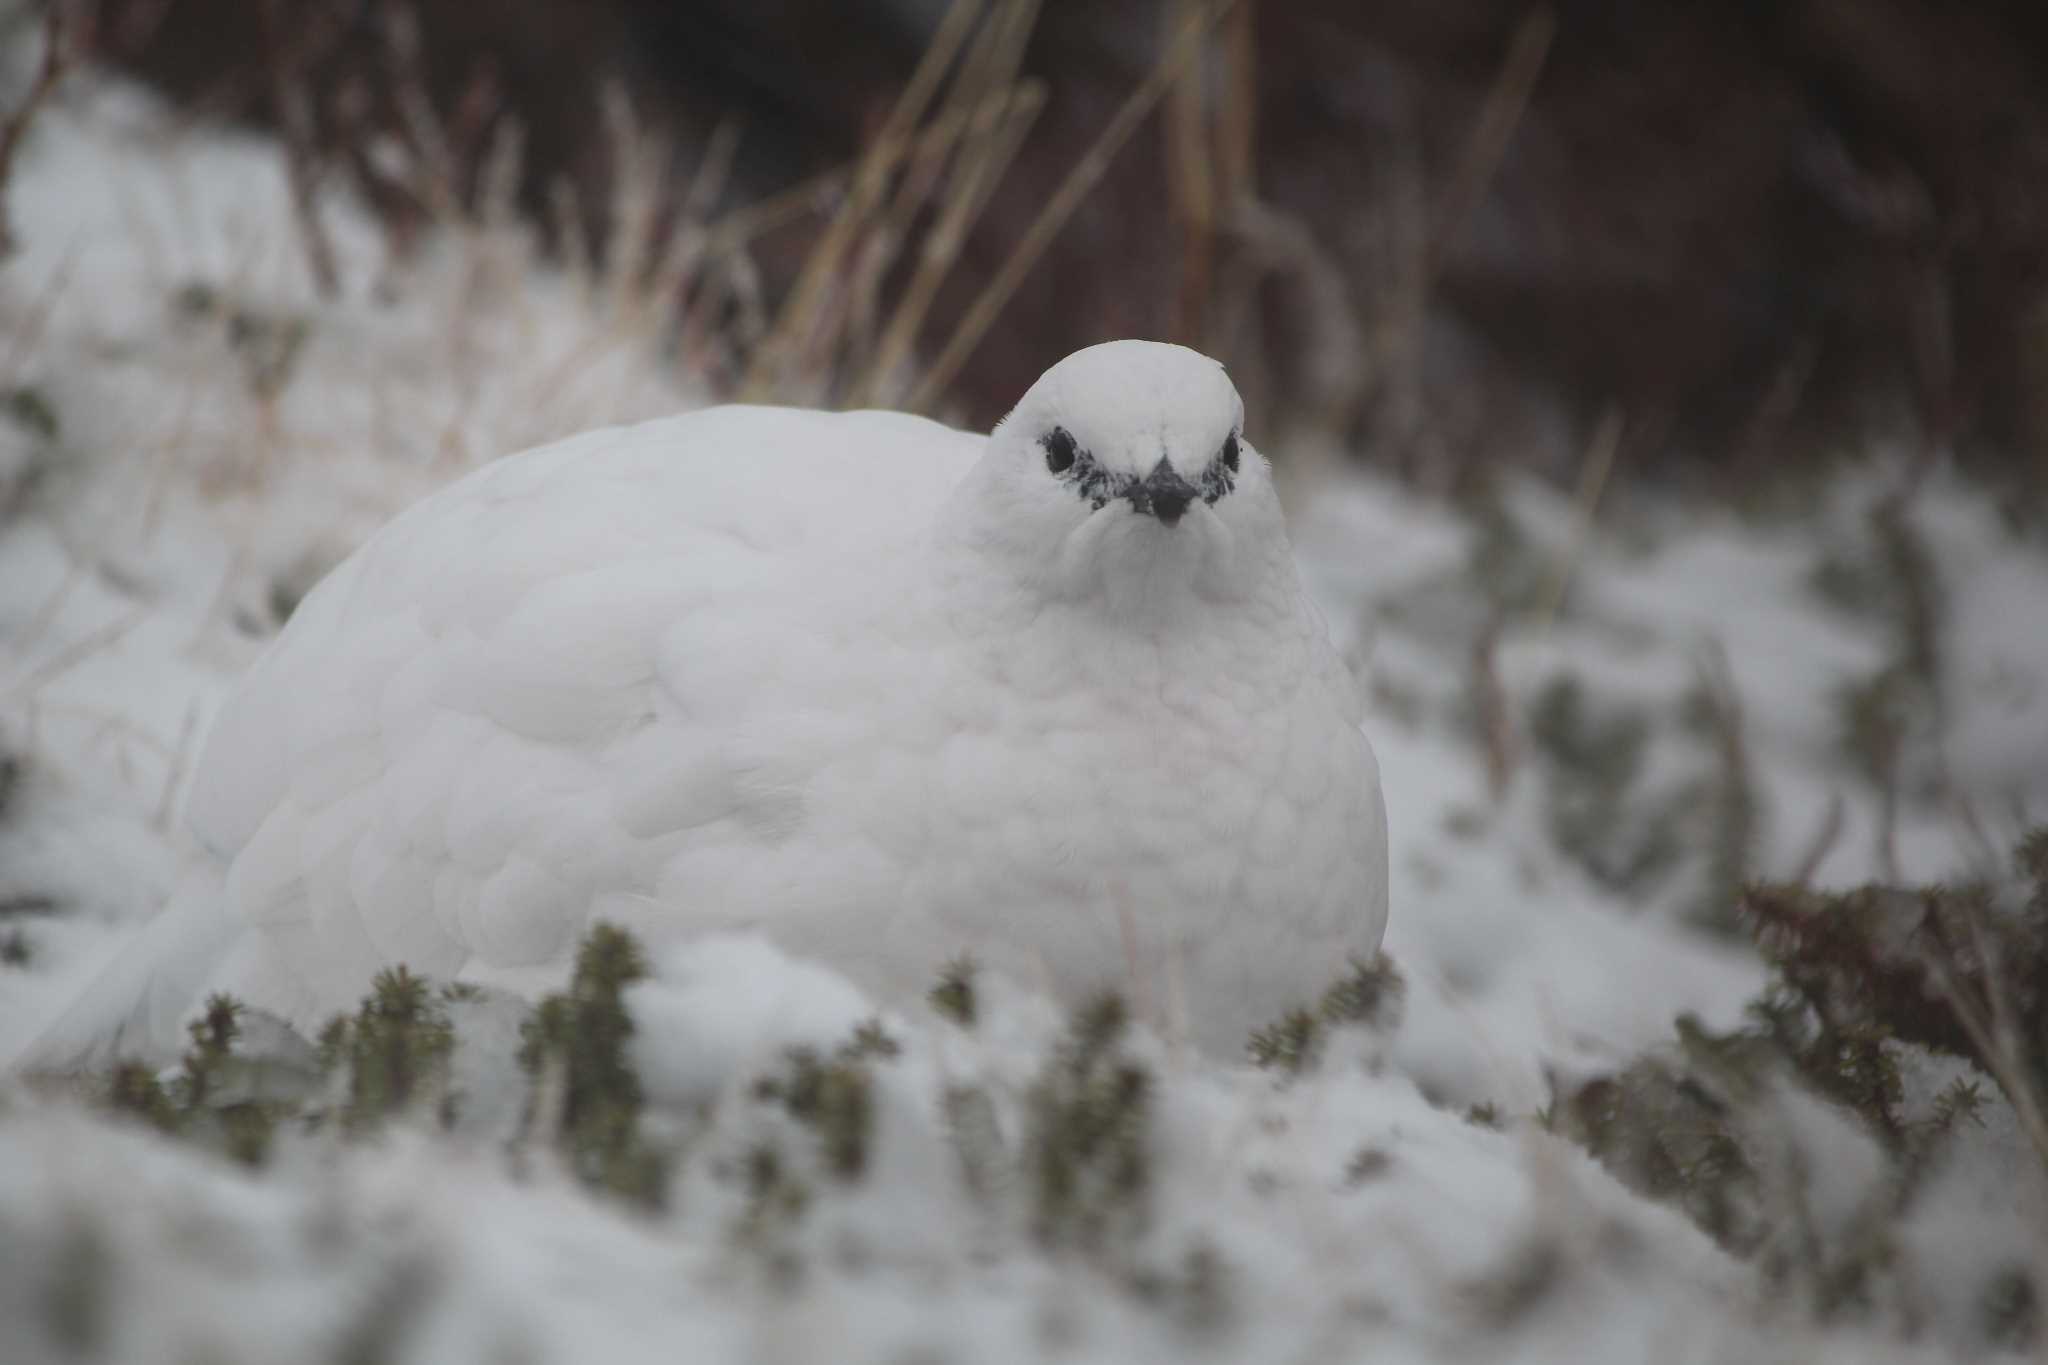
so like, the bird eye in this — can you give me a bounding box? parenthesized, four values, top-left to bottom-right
(1221, 433, 1240, 473)
(1042, 427, 1077, 474)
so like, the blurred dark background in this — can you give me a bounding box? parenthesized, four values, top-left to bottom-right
(85, 0, 2048, 484)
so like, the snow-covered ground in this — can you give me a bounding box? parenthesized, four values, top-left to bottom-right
(3, 71, 2046, 1364)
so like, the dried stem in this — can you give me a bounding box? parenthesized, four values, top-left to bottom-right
(1922, 901, 2048, 1173)
(1788, 794, 1845, 888)
(258, 0, 340, 296)
(1533, 405, 1624, 632)
(908, 0, 1235, 414)
(1165, 0, 1216, 344)
(742, 0, 985, 400)
(1473, 611, 1518, 800)
(1425, 6, 1554, 283)
(0, 1, 76, 258)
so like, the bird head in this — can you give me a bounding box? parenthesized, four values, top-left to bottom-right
(963, 340, 1285, 620)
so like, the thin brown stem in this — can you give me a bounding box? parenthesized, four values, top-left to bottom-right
(258, 0, 340, 296)
(908, 0, 1235, 414)
(0, 2, 76, 258)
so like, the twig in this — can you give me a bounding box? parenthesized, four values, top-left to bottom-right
(1165, 0, 1216, 343)
(4, 604, 150, 703)
(1923, 901, 2048, 1173)
(258, 0, 340, 296)
(1788, 794, 1845, 888)
(743, 0, 985, 400)
(1533, 405, 1624, 632)
(851, 83, 1044, 407)
(0, 1, 75, 258)
(1425, 6, 1554, 283)
(154, 700, 201, 830)
(1473, 611, 1517, 800)
(0, 239, 77, 382)
(908, 0, 1236, 414)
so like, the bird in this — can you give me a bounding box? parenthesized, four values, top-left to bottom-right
(22, 340, 1387, 1066)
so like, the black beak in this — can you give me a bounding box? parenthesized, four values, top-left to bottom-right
(1127, 457, 1198, 528)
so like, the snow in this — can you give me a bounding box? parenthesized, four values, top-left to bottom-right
(3, 67, 2046, 1364)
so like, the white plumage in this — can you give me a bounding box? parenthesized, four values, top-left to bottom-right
(30, 340, 1387, 1062)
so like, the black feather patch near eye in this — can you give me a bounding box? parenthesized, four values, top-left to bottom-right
(1221, 433, 1240, 472)
(1042, 427, 1078, 474)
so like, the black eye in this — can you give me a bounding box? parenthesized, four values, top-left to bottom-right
(1042, 427, 1077, 474)
(1221, 433, 1240, 472)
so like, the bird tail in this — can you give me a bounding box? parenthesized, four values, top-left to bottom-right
(9, 869, 243, 1074)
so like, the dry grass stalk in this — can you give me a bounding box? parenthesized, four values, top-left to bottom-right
(1165, 0, 1216, 344)
(1426, 6, 1555, 283)
(1533, 405, 1624, 632)
(907, 0, 1237, 415)
(844, 0, 1045, 406)
(1473, 612, 1518, 800)
(257, 0, 339, 297)
(1923, 898, 2048, 1174)
(0, 0, 76, 258)
(850, 80, 1044, 407)
(741, 0, 986, 400)
(1788, 794, 1845, 888)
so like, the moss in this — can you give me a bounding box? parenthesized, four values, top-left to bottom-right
(2, 385, 58, 440)
(317, 967, 456, 1132)
(520, 923, 668, 1209)
(928, 955, 979, 1027)
(733, 1140, 812, 1277)
(1320, 952, 1406, 1028)
(1248, 953, 1407, 1074)
(105, 1061, 178, 1134)
(752, 1020, 900, 1183)
(1464, 1101, 1503, 1129)
(1026, 992, 1153, 1251)
(95, 993, 282, 1164)
(1247, 1008, 1322, 1074)
(942, 1083, 1005, 1203)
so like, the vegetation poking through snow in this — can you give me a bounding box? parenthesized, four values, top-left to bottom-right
(520, 924, 669, 1209)
(927, 955, 979, 1027)
(316, 967, 457, 1133)
(2, 383, 55, 439)
(1247, 952, 1406, 1074)
(751, 1020, 900, 1182)
(1557, 823, 2048, 1344)
(102, 994, 282, 1165)
(1025, 993, 1153, 1251)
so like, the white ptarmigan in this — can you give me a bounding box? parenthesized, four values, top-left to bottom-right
(29, 340, 1387, 1063)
